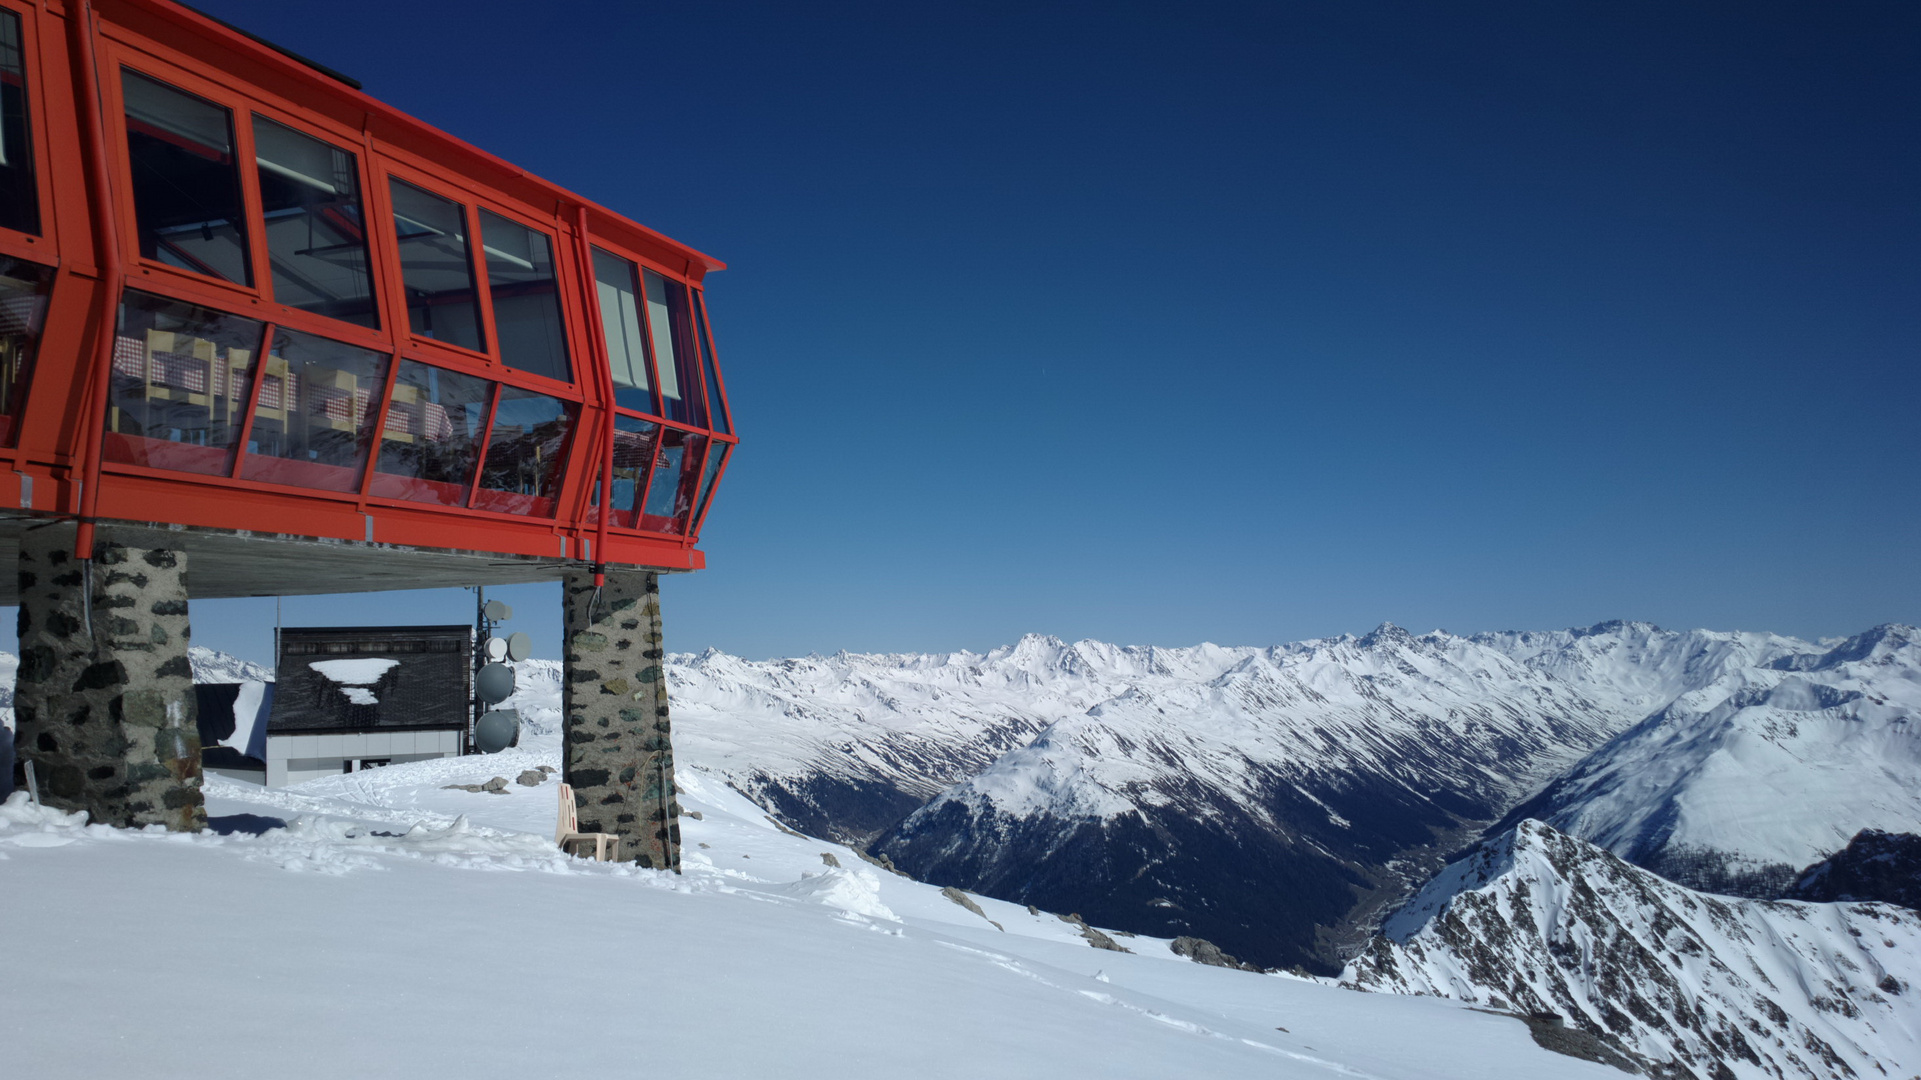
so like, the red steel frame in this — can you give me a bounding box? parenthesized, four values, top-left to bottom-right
(0, 0, 737, 575)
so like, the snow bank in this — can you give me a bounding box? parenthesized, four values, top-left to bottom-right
(308, 657, 400, 684)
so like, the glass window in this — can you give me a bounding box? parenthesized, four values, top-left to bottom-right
(591, 413, 659, 529)
(474, 384, 574, 517)
(695, 297, 730, 435)
(121, 70, 251, 285)
(592, 248, 654, 413)
(479, 210, 570, 382)
(0, 256, 52, 445)
(690, 440, 729, 534)
(0, 11, 41, 235)
(371, 359, 490, 505)
(254, 118, 377, 328)
(687, 440, 722, 530)
(105, 289, 263, 475)
(239, 328, 389, 492)
(642, 269, 704, 427)
(640, 427, 705, 534)
(390, 179, 483, 352)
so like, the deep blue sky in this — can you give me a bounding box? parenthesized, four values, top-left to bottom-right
(141, 2, 1921, 662)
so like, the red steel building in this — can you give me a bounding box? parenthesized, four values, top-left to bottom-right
(4, 0, 732, 865)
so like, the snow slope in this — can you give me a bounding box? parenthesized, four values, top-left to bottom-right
(1494, 624, 1921, 895)
(1344, 820, 1921, 1080)
(0, 736, 1625, 1080)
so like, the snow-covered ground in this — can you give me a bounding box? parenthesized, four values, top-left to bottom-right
(0, 729, 1618, 1080)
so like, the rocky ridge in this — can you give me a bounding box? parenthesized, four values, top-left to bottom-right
(1343, 819, 1921, 1080)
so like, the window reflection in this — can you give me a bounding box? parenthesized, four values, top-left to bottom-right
(0, 257, 51, 446)
(591, 413, 659, 529)
(640, 427, 704, 534)
(239, 328, 388, 492)
(371, 360, 490, 505)
(691, 440, 728, 534)
(0, 11, 41, 236)
(255, 118, 377, 328)
(695, 297, 729, 435)
(121, 70, 251, 285)
(105, 290, 263, 475)
(475, 385, 574, 517)
(592, 248, 653, 413)
(480, 210, 570, 383)
(390, 180, 483, 352)
(642, 269, 704, 428)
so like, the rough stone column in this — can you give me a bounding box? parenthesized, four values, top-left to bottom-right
(14, 525, 202, 831)
(561, 568, 680, 870)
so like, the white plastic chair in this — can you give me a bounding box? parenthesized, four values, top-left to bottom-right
(556, 781, 621, 862)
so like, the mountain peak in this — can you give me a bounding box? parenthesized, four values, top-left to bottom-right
(1571, 619, 1663, 638)
(1357, 622, 1416, 649)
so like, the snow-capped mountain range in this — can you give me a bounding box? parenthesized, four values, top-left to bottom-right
(863, 625, 1641, 972)
(668, 620, 1921, 973)
(1344, 819, 1921, 1080)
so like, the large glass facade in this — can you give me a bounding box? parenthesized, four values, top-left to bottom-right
(254, 117, 377, 328)
(239, 328, 389, 492)
(53, 51, 737, 542)
(0, 256, 51, 445)
(474, 385, 574, 517)
(592, 248, 653, 413)
(479, 210, 570, 382)
(0, 10, 40, 236)
(371, 359, 491, 505)
(121, 70, 251, 285)
(105, 289, 263, 475)
(391, 179, 483, 352)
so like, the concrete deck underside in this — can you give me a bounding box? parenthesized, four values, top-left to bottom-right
(0, 515, 685, 603)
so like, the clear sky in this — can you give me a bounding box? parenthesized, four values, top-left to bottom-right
(112, 1, 1921, 664)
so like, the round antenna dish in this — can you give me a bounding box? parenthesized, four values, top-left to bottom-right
(484, 636, 508, 662)
(476, 662, 515, 704)
(483, 599, 512, 622)
(505, 631, 532, 662)
(474, 708, 519, 753)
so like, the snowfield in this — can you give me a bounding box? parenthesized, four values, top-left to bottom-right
(1, 732, 1621, 1080)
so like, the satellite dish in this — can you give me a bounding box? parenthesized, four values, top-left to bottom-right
(474, 708, 519, 753)
(505, 631, 532, 662)
(476, 662, 515, 704)
(483, 599, 513, 622)
(484, 636, 509, 662)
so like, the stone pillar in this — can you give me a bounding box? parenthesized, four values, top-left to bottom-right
(561, 568, 680, 870)
(14, 525, 202, 831)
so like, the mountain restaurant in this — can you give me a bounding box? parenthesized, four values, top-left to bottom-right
(4, 0, 731, 869)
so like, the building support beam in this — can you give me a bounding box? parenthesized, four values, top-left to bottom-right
(560, 568, 680, 869)
(14, 525, 203, 830)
